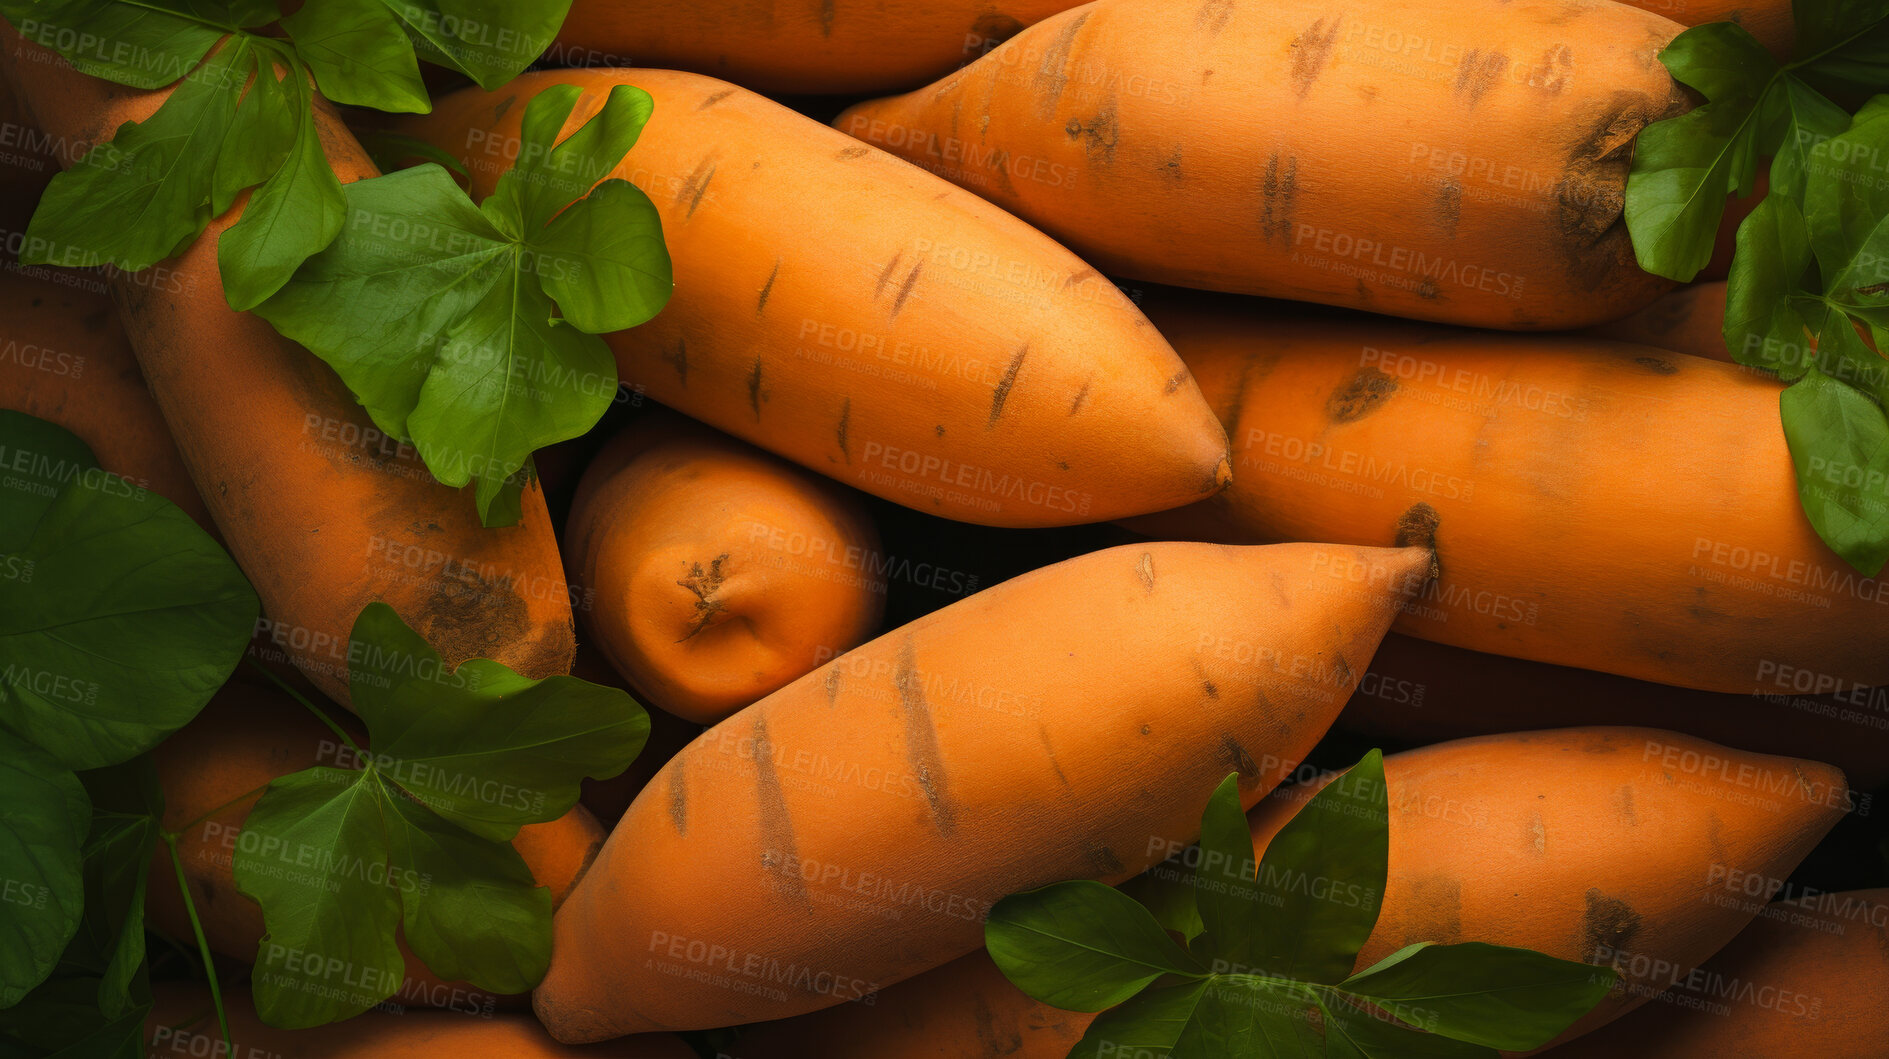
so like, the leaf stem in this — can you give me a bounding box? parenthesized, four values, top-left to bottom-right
(244, 657, 361, 753)
(162, 833, 235, 1055)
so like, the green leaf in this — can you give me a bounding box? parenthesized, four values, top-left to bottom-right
(251, 163, 511, 437)
(1318, 990, 1497, 1059)
(1192, 773, 1269, 972)
(1626, 98, 1767, 282)
(1243, 750, 1389, 986)
(353, 129, 471, 176)
(234, 605, 649, 1024)
(1780, 367, 1889, 575)
(383, 792, 550, 993)
(1624, 22, 1783, 282)
(209, 47, 291, 216)
(217, 56, 349, 311)
(489, 84, 653, 233)
(1660, 21, 1777, 101)
(1066, 979, 1214, 1059)
(0, 410, 95, 545)
(0, 0, 224, 88)
(1766, 79, 1851, 203)
(22, 37, 254, 272)
(390, 0, 574, 90)
(1171, 977, 1322, 1059)
(69, 760, 163, 1018)
(1338, 941, 1615, 1051)
(1805, 99, 1889, 375)
(346, 602, 646, 840)
(533, 178, 672, 333)
(1118, 854, 1203, 943)
(0, 733, 89, 1009)
(1792, 1, 1889, 97)
(1814, 307, 1889, 405)
(985, 881, 1204, 1012)
(256, 84, 670, 525)
(0, 976, 148, 1056)
(281, 0, 431, 113)
(1805, 96, 1889, 271)
(0, 412, 258, 771)
(235, 767, 406, 1028)
(411, 268, 617, 517)
(1724, 193, 1820, 376)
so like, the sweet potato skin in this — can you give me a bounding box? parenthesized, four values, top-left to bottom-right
(1615, 0, 1793, 58)
(836, 0, 1684, 330)
(1583, 281, 1732, 362)
(0, 270, 211, 529)
(1246, 728, 1850, 1050)
(0, 28, 576, 706)
(1550, 889, 1889, 1058)
(0, 73, 54, 233)
(1125, 295, 1889, 694)
(730, 727, 1850, 1058)
(1338, 633, 1889, 791)
(566, 411, 884, 724)
(399, 69, 1231, 528)
(144, 983, 694, 1058)
(724, 949, 1085, 1059)
(554, 0, 1077, 95)
(533, 541, 1429, 1040)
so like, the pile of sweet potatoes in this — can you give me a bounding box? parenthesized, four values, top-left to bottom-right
(1, 0, 1882, 1056)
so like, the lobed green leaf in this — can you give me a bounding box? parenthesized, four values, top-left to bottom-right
(985, 881, 1203, 1012)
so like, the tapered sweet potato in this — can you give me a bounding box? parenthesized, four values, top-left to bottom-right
(0, 28, 575, 707)
(553, 0, 1077, 95)
(0, 269, 210, 528)
(145, 984, 693, 1058)
(1340, 633, 1889, 790)
(732, 727, 1849, 1057)
(534, 540, 1430, 1039)
(1549, 889, 1889, 1057)
(145, 676, 603, 1012)
(567, 410, 884, 724)
(398, 70, 1230, 528)
(836, 0, 1684, 329)
(1125, 295, 1889, 693)
(1248, 728, 1850, 1049)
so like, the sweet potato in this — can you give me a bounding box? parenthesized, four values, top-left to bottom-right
(724, 948, 1084, 1059)
(533, 540, 1430, 1039)
(0, 269, 210, 529)
(732, 727, 1849, 1056)
(566, 410, 884, 723)
(398, 70, 1230, 528)
(1246, 728, 1850, 1048)
(553, 0, 1077, 95)
(144, 676, 604, 1013)
(144, 983, 693, 1059)
(1549, 889, 1889, 1057)
(0, 28, 576, 707)
(1124, 294, 1889, 694)
(1583, 281, 1732, 362)
(1340, 633, 1889, 791)
(836, 0, 1684, 330)
(1616, 0, 1793, 59)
